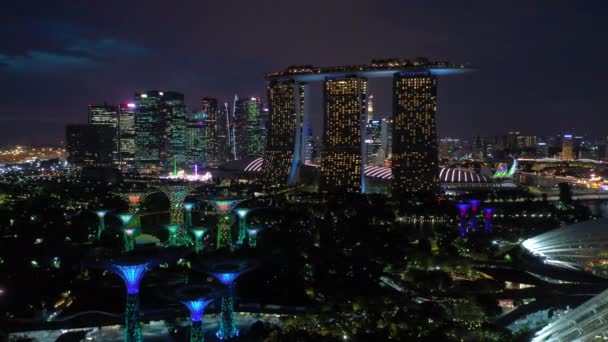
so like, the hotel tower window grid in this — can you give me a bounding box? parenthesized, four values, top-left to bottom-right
(320, 76, 367, 194)
(260, 80, 304, 188)
(391, 74, 439, 198)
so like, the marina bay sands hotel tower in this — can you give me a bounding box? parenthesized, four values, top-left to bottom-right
(260, 58, 471, 198)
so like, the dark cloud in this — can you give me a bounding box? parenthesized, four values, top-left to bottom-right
(66, 37, 148, 58)
(0, 51, 94, 73)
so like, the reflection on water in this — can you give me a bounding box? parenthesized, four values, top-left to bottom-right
(579, 200, 608, 218)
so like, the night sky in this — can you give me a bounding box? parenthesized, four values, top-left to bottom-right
(1, 1, 606, 145)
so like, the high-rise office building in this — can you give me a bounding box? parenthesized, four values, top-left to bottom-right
(185, 111, 206, 167)
(66, 124, 114, 166)
(134, 91, 187, 173)
(365, 119, 383, 166)
(88, 104, 119, 163)
(118, 103, 136, 168)
(260, 79, 304, 188)
(320, 76, 367, 194)
(201, 98, 222, 167)
(562, 134, 575, 161)
(235, 96, 264, 160)
(392, 73, 439, 199)
(367, 94, 375, 122)
(135, 91, 163, 172)
(381, 116, 393, 164)
(161, 91, 187, 169)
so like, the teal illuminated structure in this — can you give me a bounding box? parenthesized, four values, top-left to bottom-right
(205, 260, 254, 340)
(155, 183, 198, 246)
(118, 214, 136, 252)
(175, 285, 221, 342)
(108, 262, 150, 342)
(113, 189, 154, 228)
(94, 210, 108, 240)
(165, 225, 179, 247)
(184, 203, 195, 228)
(234, 208, 251, 245)
(204, 199, 243, 249)
(245, 227, 263, 248)
(191, 227, 208, 254)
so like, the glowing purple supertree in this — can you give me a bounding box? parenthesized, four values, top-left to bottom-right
(456, 203, 470, 237)
(468, 199, 481, 231)
(483, 208, 494, 233)
(109, 263, 149, 342)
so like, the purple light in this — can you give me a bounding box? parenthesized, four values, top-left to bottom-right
(112, 264, 148, 294)
(246, 228, 261, 236)
(483, 208, 494, 233)
(456, 204, 470, 217)
(210, 272, 242, 286)
(483, 208, 494, 219)
(127, 103, 136, 108)
(468, 200, 481, 212)
(181, 298, 214, 322)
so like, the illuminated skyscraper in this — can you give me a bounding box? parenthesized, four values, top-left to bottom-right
(235, 96, 264, 160)
(260, 79, 305, 187)
(118, 103, 136, 168)
(185, 111, 206, 167)
(161, 92, 187, 169)
(320, 76, 367, 193)
(392, 73, 439, 199)
(365, 119, 383, 166)
(201, 98, 222, 167)
(562, 134, 574, 161)
(366, 94, 375, 122)
(381, 116, 393, 164)
(135, 91, 163, 172)
(89, 104, 119, 163)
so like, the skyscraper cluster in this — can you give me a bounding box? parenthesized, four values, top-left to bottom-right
(260, 58, 466, 199)
(66, 91, 267, 173)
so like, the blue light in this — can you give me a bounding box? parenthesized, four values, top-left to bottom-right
(183, 203, 195, 211)
(235, 209, 249, 218)
(95, 210, 108, 218)
(210, 272, 242, 286)
(182, 298, 214, 322)
(113, 264, 148, 294)
(117, 214, 134, 226)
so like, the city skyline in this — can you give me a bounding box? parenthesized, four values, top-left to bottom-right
(1, 1, 607, 145)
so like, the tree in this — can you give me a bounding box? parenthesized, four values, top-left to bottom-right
(558, 182, 572, 205)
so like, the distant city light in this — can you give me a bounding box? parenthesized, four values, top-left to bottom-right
(140, 94, 147, 98)
(159, 92, 164, 96)
(127, 103, 136, 108)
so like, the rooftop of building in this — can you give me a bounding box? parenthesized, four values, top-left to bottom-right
(265, 58, 473, 81)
